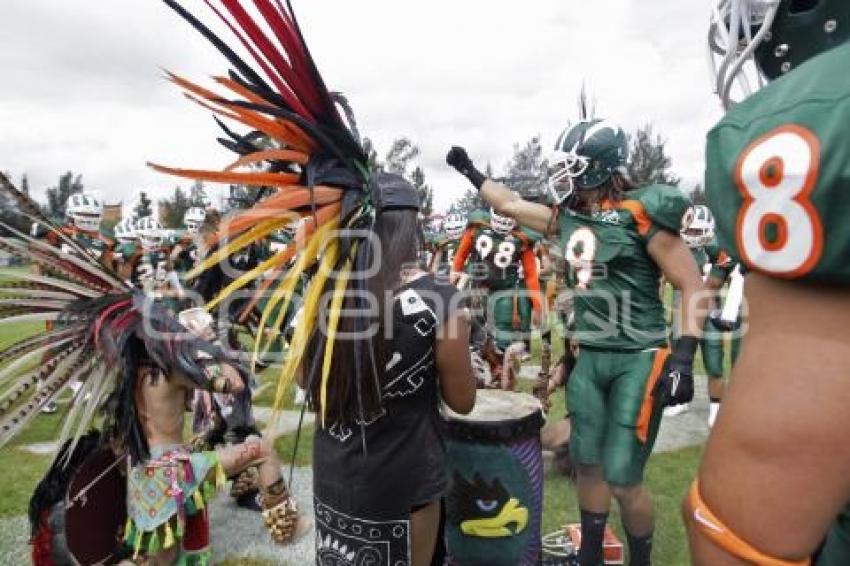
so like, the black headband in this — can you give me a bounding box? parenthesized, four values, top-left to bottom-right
(369, 171, 420, 213)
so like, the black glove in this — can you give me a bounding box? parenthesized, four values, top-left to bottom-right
(708, 309, 740, 332)
(654, 336, 698, 407)
(446, 146, 486, 190)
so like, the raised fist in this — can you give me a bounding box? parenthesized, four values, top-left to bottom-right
(446, 146, 473, 172)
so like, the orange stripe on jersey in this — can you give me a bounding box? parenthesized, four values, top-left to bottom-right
(618, 200, 653, 237)
(636, 347, 670, 443)
(451, 228, 476, 273)
(521, 249, 543, 314)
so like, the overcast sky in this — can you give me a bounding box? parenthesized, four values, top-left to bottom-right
(0, 0, 724, 215)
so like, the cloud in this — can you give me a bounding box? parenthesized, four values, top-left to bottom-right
(0, 0, 725, 214)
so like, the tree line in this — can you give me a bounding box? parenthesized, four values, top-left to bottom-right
(1, 122, 684, 236)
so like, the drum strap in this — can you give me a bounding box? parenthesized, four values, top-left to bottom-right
(66, 454, 126, 509)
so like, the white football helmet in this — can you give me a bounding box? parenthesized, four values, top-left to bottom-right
(681, 205, 716, 248)
(114, 217, 137, 244)
(183, 207, 207, 234)
(135, 216, 163, 250)
(66, 192, 103, 232)
(490, 208, 516, 236)
(444, 214, 465, 240)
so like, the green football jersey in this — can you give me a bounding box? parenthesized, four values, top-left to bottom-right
(46, 225, 114, 262)
(690, 238, 735, 282)
(169, 234, 199, 274)
(129, 248, 170, 288)
(436, 236, 460, 266)
(468, 226, 531, 290)
(559, 184, 691, 350)
(706, 42, 850, 282)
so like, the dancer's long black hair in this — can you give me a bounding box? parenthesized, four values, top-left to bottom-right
(305, 208, 421, 424)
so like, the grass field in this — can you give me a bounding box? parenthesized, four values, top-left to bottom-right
(0, 296, 711, 563)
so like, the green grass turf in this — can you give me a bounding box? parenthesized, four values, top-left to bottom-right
(0, 307, 711, 563)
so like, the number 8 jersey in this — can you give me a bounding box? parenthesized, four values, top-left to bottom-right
(706, 42, 850, 282)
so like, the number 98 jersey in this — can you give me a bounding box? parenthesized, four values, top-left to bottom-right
(470, 227, 529, 289)
(706, 43, 850, 282)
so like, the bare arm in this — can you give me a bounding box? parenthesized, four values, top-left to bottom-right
(436, 309, 476, 414)
(647, 231, 708, 338)
(480, 180, 556, 236)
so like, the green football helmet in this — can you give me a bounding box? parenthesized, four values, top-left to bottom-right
(467, 209, 491, 227)
(709, 0, 850, 109)
(547, 119, 629, 204)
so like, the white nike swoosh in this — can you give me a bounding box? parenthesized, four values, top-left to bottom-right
(693, 508, 723, 533)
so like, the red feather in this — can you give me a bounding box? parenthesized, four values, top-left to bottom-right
(201, 0, 307, 118)
(217, 0, 315, 121)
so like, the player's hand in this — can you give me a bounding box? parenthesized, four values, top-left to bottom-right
(708, 309, 740, 332)
(654, 336, 698, 407)
(446, 146, 473, 172)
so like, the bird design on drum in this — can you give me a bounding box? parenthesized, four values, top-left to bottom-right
(447, 471, 529, 538)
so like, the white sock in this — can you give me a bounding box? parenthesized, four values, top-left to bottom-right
(708, 401, 721, 427)
(294, 386, 307, 405)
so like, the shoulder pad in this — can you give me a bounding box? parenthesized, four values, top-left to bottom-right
(628, 184, 692, 234)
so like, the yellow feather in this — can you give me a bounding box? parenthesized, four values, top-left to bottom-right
(267, 239, 340, 430)
(204, 243, 294, 312)
(319, 250, 355, 427)
(185, 216, 295, 281)
(251, 218, 338, 368)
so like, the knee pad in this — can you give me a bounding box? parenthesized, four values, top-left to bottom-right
(687, 480, 810, 566)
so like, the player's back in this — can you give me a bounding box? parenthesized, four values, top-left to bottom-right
(707, 42, 850, 283)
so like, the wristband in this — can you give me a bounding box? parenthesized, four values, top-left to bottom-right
(462, 165, 486, 191)
(671, 335, 698, 363)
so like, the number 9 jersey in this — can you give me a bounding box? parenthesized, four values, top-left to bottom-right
(706, 43, 850, 282)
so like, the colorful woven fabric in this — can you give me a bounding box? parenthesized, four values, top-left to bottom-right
(124, 444, 225, 561)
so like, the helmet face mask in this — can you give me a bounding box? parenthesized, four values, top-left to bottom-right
(444, 214, 465, 240)
(136, 217, 163, 251)
(490, 209, 516, 235)
(67, 193, 104, 232)
(681, 205, 716, 248)
(114, 218, 137, 244)
(709, 0, 850, 109)
(183, 207, 207, 234)
(547, 151, 589, 204)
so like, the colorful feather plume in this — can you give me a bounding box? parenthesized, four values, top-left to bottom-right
(0, 173, 243, 462)
(155, 0, 378, 426)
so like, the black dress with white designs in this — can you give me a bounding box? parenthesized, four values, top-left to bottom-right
(313, 275, 460, 566)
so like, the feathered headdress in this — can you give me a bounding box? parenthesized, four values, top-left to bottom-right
(0, 173, 239, 461)
(153, 0, 405, 426)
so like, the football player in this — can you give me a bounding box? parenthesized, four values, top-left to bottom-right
(36, 192, 115, 413)
(684, 2, 850, 564)
(447, 117, 707, 565)
(670, 205, 740, 426)
(451, 203, 542, 390)
(44, 192, 114, 265)
(167, 207, 207, 293)
(120, 216, 170, 291)
(430, 213, 465, 276)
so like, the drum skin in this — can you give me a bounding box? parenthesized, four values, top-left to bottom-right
(64, 449, 127, 565)
(443, 390, 545, 566)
